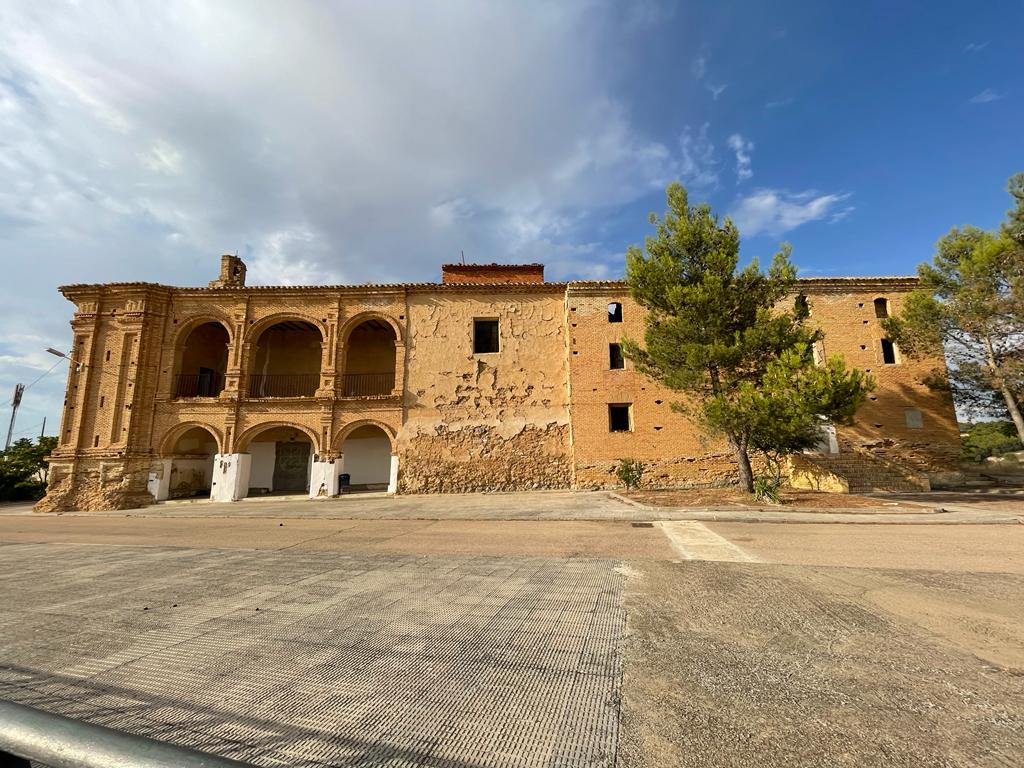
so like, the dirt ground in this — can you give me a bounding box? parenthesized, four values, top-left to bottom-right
(618, 560, 1024, 768)
(623, 487, 928, 510)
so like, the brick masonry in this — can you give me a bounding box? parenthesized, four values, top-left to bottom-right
(37, 257, 961, 511)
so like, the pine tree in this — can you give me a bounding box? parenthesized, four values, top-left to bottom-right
(883, 175, 1024, 441)
(623, 183, 872, 492)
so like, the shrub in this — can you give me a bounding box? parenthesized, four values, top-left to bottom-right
(962, 421, 1023, 463)
(615, 458, 645, 490)
(753, 475, 782, 504)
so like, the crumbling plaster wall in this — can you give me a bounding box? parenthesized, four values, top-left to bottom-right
(399, 291, 572, 493)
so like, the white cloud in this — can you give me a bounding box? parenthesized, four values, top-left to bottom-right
(0, 1, 686, 430)
(728, 189, 854, 237)
(963, 41, 989, 53)
(706, 83, 728, 100)
(726, 133, 753, 182)
(765, 97, 794, 109)
(968, 88, 1005, 104)
(691, 55, 706, 79)
(139, 140, 184, 175)
(678, 124, 719, 190)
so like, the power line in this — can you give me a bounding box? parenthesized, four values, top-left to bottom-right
(14, 358, 66, 404)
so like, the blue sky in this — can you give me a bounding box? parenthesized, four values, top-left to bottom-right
(0, 1, 1021, 437)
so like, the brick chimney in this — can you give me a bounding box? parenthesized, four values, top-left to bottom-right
(441, 263, 544, 284)
(208, 254, 247, 288)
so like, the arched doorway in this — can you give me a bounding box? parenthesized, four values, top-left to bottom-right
(343, 319, 397, 396)
(244, 425, 314, 495)
(166, 426, 218, 498)
(174, 322, 229, 397)
(249, 320, 323, 397)
(341, 425, 393, 491)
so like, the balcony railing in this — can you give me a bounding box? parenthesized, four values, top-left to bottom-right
(174, 372, 224, 398)
(342, 372, 396, 397)
(247, 373, 319, 398)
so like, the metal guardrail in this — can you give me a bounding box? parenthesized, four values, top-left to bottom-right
(174, 372, 225, 398)
(0, 699, 254, 768)
(246, 373, 319, 398)
(341, 372, 396, 397)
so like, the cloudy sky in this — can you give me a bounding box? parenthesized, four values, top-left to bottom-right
(1, 0, 1021, 439)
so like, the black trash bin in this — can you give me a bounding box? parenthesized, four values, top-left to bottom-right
(339, 473, 351, 493)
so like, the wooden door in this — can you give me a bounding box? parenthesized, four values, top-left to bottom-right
(273, 441, 310, 492)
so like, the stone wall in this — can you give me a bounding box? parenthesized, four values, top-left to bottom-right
(566, 278, 962, 490)
(399, 423, 571, 493)
(400, 288, 573, 493)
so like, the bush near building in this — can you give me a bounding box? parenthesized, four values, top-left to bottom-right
(0, 436, 57, 501)
(961, 421, 1024, 463)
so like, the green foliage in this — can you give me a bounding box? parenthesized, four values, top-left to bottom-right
(710, 345, 874, 476)
(622, 182, 873, 492)
(614, 458, 646, 489)
(883, 174, 1024, 440)
(0, 436, 57, 501)
(961, 421, 1023, 463)
(752, 475, 782, 504)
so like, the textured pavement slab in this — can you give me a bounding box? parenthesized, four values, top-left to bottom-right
(0, 543, 626, 767)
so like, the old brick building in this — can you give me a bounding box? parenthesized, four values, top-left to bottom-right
(37, 255, 961, 511)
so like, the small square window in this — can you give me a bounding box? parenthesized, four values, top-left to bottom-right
(608, 403, 632, 432)
(608, 302, 623, 323)
(609, 343, 624, 370)
(904, 408, 923, 429)
(473, 319, 499, 354)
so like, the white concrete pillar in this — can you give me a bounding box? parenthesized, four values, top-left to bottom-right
(310, 458, 344, 498)
(210, 453, 251, 502)
(147, 459, 173, 501)
(387, 454, 399, 495)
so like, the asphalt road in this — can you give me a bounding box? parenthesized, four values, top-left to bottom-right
(1, 510, 1021, 767)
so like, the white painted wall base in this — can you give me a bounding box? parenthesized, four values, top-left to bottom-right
(147, 459, 173, 501)
(387, 454, 399, 494)
(210, 453, 252, 502)
(310, 459, 344, 498)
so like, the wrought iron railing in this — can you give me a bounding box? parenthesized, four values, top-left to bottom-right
(342, 372, 396, 397)
(246, 373, 319, 398)
(174, 372, 224, 398)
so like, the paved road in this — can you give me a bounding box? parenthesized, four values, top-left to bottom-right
(1, 506, 1022, 766)
(3, 486, 1019, 523)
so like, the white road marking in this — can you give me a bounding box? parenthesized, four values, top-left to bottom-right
(657, 521, 761, 563)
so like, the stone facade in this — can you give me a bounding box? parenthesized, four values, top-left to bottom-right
(38, 256, 962, 511)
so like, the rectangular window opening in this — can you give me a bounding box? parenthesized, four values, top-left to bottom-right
(609, 343, 624, 370)
(608, 403, 632, 432)
(473, 319, 499, 354)
(881, 338, 897, 364)
(608, 302, 623, 323)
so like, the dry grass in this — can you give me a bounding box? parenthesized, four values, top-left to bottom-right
(622, 487, 926, 511)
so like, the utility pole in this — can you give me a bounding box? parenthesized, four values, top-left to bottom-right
(5, 383, 24, 450)
(40, 417, 46, 439)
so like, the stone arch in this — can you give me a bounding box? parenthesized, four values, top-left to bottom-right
(333, 419, 398, 454)
(243, 314, 327, 398)
(245, 312, 327, 345)
(236, 421, 322, 455)
(172, 315, 234, 348)
(151, 423, 222, 501)
(172, 319, 232, 398)
(158, 422, 224, 456)
(335, 420, 398, 493)
(340, 311, 403, 344)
